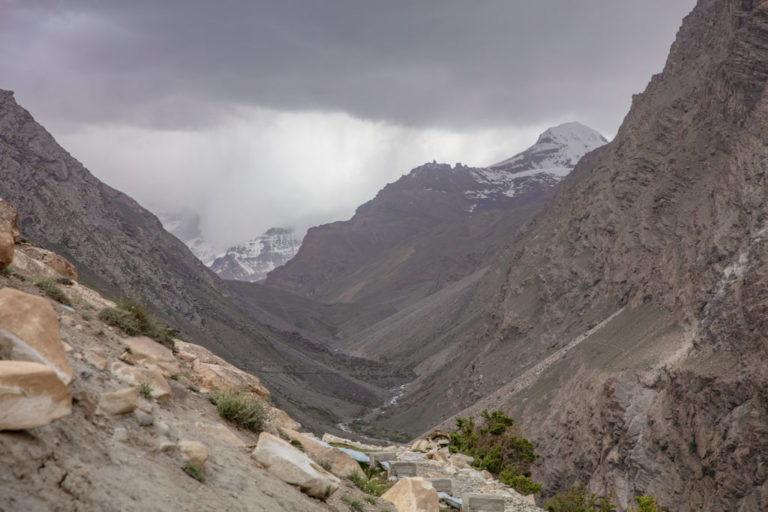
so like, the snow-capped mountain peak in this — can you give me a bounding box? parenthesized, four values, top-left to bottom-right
(210, 228, 302, 283)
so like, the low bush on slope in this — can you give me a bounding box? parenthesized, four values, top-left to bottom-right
(449, 409, 541, 495)
(208, 389, 266, 432)
(98, 299, 177, 350)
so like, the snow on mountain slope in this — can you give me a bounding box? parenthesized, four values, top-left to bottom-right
(156, 211, 222, 266)
(467, 122, 607, 204)
(210, 228, 302, 283)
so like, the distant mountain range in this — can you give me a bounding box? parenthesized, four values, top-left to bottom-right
(156, 212, 302, 283)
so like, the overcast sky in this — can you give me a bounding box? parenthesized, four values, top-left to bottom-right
(1, 0, 696, 250)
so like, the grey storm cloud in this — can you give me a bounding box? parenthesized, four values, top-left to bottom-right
(0, 0, 697, 251)
(2, 0, 695, 133)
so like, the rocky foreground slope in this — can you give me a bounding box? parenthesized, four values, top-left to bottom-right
(0, 201, 541, 512)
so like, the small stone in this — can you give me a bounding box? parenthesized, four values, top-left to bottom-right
(78, 370, 91, 379)
(113, 427, 129, 443)
(135, 410, 154, 426)
(156, 440, 176, 453)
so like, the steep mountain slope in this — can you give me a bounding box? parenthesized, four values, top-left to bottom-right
(266, 123, 606, 309)
(211, 228, 302, 282)
(367, 1, 768, 510)
(0, 89, 405, 433)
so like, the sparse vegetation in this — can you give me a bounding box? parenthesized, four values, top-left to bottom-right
(363, 495, 377, 505)
(138, 382, 153, 400)
(208, 389, 266, 432)
(290, 439, 304, 450)
(55, 276, 74, 286)
(349, 465, 390, 497)
(449, 409, 541, 495)
(98, 299, 176, 350)
(35, 278, 73, 306)
(341, 495, 364, 512)
(629, 495, 666, 512)
(544, 483, 616, 512)
(182, 462, 206, 483)
(318, 460, 332, 471)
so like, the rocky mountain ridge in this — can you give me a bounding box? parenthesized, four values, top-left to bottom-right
(266, 122, 606, 307)
(210, 227, 302, 283)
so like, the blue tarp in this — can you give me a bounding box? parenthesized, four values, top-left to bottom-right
(438, 492, 462, 509)
(337, 447, 370, 464)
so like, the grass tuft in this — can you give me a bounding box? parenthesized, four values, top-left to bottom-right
(35, 278, 73, 306)
(138, 382, 153, 400)
(98, 299, 176, 350)
(340, 495, 364, 512)
(182, 462, 206, 483)
(208, 389, 266, 432)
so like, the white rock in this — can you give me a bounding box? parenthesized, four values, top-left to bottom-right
(251, 432, 340, 500)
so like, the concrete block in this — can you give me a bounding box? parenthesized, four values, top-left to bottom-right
(388, 461, 418, 479)
(461, 493, 505, 512)
(370, 451, 398, 467)
(430, 478, 452, 494)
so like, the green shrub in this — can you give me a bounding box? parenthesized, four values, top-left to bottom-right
(290, 439, 304, 450)
(208, 389, 266, 432)
(629, 495, 666, 512)
(98, 299, 176, 350)
(138, 382, 153, 400)
(545, 483, 616, 512)
(449, 409, 540, 493)
(35, 278, 73, 306)
(56, 276, 74, 286)
(340, 495, 364, 512)
(182, 462, 205, 483)
(349, 467, 389, 497)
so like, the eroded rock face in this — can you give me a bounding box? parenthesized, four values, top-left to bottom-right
(0, 288, 73, 384)
(190, 359, 269, 397)
(251, 432, 340, 500)
(0, 361, 72, 430)
(380, 477, 439, 512)
(20, 246, 77, 281)
(121, 336, 180, 378)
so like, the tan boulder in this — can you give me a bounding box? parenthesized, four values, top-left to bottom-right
(411, 439, 430, 452)
(450, 453, 474, 469)
(0, 199, 20, 242)
(110, 361, 171, 402)
(251, 432, 340, 499)
(0, 230, 13, 271)
(0, 361, 72, 430)
(195, 421, 245, 448)
(121, 336, 180, 378)
(0, 288, 73, 384)
(84, 347, 107, 370)
(268, 406, 301, 431)
(9, 249, 58, 281)
(381, 477, 439, 512)
(174, 340, 227, 365)
(20, 246, 77, 281)
(99, 387, 139, 415)
(282, 428, 363, 479)
(191, 359, 269, 397)
(178, 440, 209, 469)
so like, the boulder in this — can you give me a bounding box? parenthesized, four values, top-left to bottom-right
(8, 249, 58, 281)
(110, 361, 171, 402)
(0, 288, 74, 384)
(381, 477, 439, 512)
(121, 336, 180, 378)
(195, 421, 245, 448)
(268, 406, 301, 431)
(411, 439, 431, 452)
(0, 361, 72, 430)
(0, 199, 20, 241)
(190, 359, 269, 397)
(282, 428, 363, 479)
(251, 432, 340, 499)
(178, 440, 208, 469)
(84, 347, 107, 371)
(20, 246, 77, 281)
(99, 387, 139, 415)
(0, 230, 13, 271)
(174, 340, 228, 365)
(450, 453, 474, 469)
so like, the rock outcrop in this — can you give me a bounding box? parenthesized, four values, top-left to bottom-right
(0, 287, 74, 384)
(251, 432, 340, 500)
(120, 336, 180, 378)
(0, 199, 18, 270)
(0, 361, 72, 430)
(381, 477, 439, 512)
